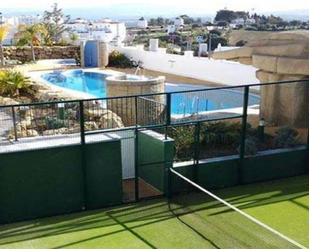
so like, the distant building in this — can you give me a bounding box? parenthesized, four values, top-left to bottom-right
(231, 17, 256, 27)
(231, 18, 245, 26)
(246, 18, 256, 25)
(167, 25, 177, 34)
(64, 18, 126, 44)
(174, 17, 184, 27)
(0, 15, 42, 45)
(137, 17, 148, 29)
(166, 17, 185, 34)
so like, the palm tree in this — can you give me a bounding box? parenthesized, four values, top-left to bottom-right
(0, 25, 9, 66)
(16, 24, 46, 62)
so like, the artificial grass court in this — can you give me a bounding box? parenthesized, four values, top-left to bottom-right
(0, 174, 308, 249)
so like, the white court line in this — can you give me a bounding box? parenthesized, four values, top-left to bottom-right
(170, 168, 308, 249)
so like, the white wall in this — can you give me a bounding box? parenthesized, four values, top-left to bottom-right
(112, 45, 259, 86)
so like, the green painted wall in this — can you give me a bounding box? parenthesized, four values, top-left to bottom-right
(0, 145, 84, 224)
(197, 157, 239, 189)
(0, 140, 123, 224)
(173, 147, 308, 192)
(85, 141, 123, 209)
(138, 131, 174, 193)
(242, 148, 308, 184)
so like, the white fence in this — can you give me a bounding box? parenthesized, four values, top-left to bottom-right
(111, 45, 259, 86)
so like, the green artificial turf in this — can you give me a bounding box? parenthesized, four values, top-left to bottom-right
(0, 174, 308, 249)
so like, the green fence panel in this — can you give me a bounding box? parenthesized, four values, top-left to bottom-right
(0, 146, 84, 224)
(138, 131, 174, 193)
(85, 140, 123, 209)
(242, 147, 308, 184)
(197, 157, 239, 189)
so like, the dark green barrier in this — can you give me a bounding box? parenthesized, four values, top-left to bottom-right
(0, 145, 84, 224)
(0, 140, 123, 224)
(138, 131, 174, 193)
(85, 141, 122, 209)
(172, 147, 308, 193)
(242, 147, 308, 184)
(197, 156, 239, 189)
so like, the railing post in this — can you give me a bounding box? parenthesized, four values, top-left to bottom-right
(134, 128, 139, 201)
(134, 96, 140, 201)
(165, 93, 171, 140)
(79, 100, 87, 209)
(239, 86, 249, 183)
(135, 96, 138, 126)
(79, 100, 85, 145)
(193, 122, 201, 183)
(11, 106, 18, 141)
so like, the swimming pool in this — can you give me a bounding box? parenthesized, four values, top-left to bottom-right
(42, 70, 260, 115)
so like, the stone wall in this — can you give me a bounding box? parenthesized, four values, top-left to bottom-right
(106, 75, 166, 126)
(3, 46, 80, 62)
(213, 31, 309, 128)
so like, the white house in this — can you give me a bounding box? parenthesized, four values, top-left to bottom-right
(231, 18, 245, 26)
(65, 18, 126, 44)
(137, 17, 148, 29)
(246, 18, 256, 25)
(1, 15, 42, 45)
(167, 25, 177, 34)
(174, 17, 184, 27)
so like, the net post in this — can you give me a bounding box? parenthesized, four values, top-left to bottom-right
(165, 162, 172, 199)
(239, 86, 249, 184)
(305, 127, 309, 173)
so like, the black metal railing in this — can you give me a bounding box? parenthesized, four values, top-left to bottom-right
(0, 79, 308, 158)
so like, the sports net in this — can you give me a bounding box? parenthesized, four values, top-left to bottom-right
(169, 168, 307, 249)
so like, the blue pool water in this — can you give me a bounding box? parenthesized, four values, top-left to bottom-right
(42, 70, 260, 115)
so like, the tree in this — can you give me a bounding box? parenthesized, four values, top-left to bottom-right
(290, 20, 302, 27)
(43, 3, 70, 44)
(16, 24, 46, 61)
(215, 10, 237, 23)
(0, 25, 9, 66)
(69, 33, 79, 45)
(180, 14, 194, 25)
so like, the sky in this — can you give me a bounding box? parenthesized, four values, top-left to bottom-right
(1, 0, 309, 17)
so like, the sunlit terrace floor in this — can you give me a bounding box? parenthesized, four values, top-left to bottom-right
(0, 174, 308, 249)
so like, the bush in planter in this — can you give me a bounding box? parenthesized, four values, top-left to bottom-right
(274, 126, 299, 148)
(108, 51, 134, 68)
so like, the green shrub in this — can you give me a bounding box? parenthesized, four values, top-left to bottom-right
(0, 70, 32, 97)
(45, 117, 65, 129)
(168, 126, 195, 161)
(274, 126, 299, 148)
(108, 51, 134, 68)
(202, 122, 242, 146)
